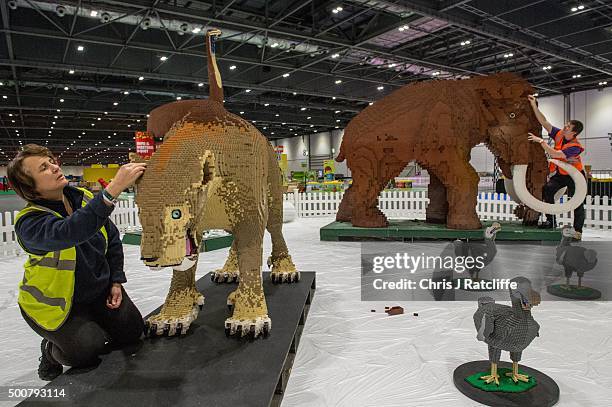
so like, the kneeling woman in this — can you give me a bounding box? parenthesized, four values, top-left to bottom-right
(8, 144, 147, 380)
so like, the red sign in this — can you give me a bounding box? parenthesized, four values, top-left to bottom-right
(135, 131, 155, 158)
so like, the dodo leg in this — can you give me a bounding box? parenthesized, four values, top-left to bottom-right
(212, 241, 239, 283)
(145, 259, 205, 337)
(506, 352, 530, 383)
(480, 346, 501, 385)
(225, 225, 271, 338)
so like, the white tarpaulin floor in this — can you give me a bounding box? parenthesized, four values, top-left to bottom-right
(1, 217, 612, 406)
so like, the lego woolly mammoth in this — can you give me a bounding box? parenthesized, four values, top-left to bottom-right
(134, 29, 299, 339)
(335, 73, 586, 229)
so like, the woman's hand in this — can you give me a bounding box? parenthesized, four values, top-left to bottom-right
(527, 132, 544, 144)
(106, 162, 147, 198)
(106, 283, 123, 309)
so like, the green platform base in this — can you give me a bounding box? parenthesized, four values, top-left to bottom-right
(122, 231, 233, 252)
(465, 368, 537, 393)
(547, 284, 601, 300)
(320, 220, 562, 241)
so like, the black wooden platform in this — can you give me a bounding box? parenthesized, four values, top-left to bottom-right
(20, 272, 316, 407)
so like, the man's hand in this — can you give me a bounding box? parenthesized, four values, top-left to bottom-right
(528, 132, 544, 144)
(106, 283, 123, 309)
(527, 94, 537, 104)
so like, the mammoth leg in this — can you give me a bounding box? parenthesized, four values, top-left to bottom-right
(336, 184, 355, 222)
(425, 171, 448, 224)
(437, 157, 481, 229)
(350, 151, 405, 228)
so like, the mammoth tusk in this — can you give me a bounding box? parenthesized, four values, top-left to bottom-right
(504, 178, 522, 204)
(512, 160, 587, 215)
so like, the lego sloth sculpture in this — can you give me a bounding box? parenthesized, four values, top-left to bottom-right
(135, 29, 299, 338)
(335, 73, 587, 229)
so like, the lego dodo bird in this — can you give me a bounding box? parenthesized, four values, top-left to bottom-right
(473, 277, 541, 385)
(454, 222, 501, 281)
(556, 226, 597, 289)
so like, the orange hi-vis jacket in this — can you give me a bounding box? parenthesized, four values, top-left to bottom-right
(548, 130, 584, 175)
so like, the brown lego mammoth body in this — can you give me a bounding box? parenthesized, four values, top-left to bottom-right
(336, 73, 551, 230)
(135, 30, 299, 339)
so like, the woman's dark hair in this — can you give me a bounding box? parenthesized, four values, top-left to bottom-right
(7, 144, 56, 201)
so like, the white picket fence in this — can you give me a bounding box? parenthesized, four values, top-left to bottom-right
(1, 192, 611, 256)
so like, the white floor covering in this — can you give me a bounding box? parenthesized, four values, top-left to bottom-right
(1, 217, 612, 406)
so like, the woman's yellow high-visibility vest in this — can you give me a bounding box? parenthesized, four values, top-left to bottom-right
(15, 188, 108, 331)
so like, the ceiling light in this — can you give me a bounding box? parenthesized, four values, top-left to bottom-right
(54, 115, 58, 118)
(332, 96, 336, 100)
(331, 53, 340, 58)
(264, 103, 270, 107)
(275, 114, 279, 117)
(240, 111, 244, 114)
(335, 79, 342, 84)
(138, 76, 144, 81)
(307, 116, 311, 119)
(63, 86, 69, 90)
(263, 127, 267, 130)
(572, 74, 582, 78)
(69, 69, 75, 74)
(336, 119, 340, 122)
(503, 53, 514, 58)
(113, 102, 118, 106)
(599, 81, 608, 85)
(82, 132, 85, 135)
(198, 82, 204, 87)
(160, 56, 168, 61)
(176, 96, 182, 100)
(91, 123, 95, 126)
(57, 109, 61, 112)
(77, 45, 84, 52)
(292, 92, 297, 95)
(398, 25, 409, 32)
(368, 102, 373, 105)
(60, 99, 64, 102)
(300, 107, 306, 111)
(90, 10, 98, 17)
(310, 124, 314, 127)
(377, 86, 384, 90)
(578, 5, 585, 10)
(432, 71, 440, 76)
(282, 73, 290, 78)
(460, 40, 471, 46)
(270, 42, 279, 48)
(52, 121, 56, 124)
(192, 27, 201, 34)
(245, 89, 252, 93)
(542, 65, 552, 71)
(229, 65, 237, 70)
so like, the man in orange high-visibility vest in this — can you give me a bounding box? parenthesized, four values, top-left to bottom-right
(526, 95, 586, 240)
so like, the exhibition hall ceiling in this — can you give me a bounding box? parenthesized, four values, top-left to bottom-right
(1, 0, 611, 165)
